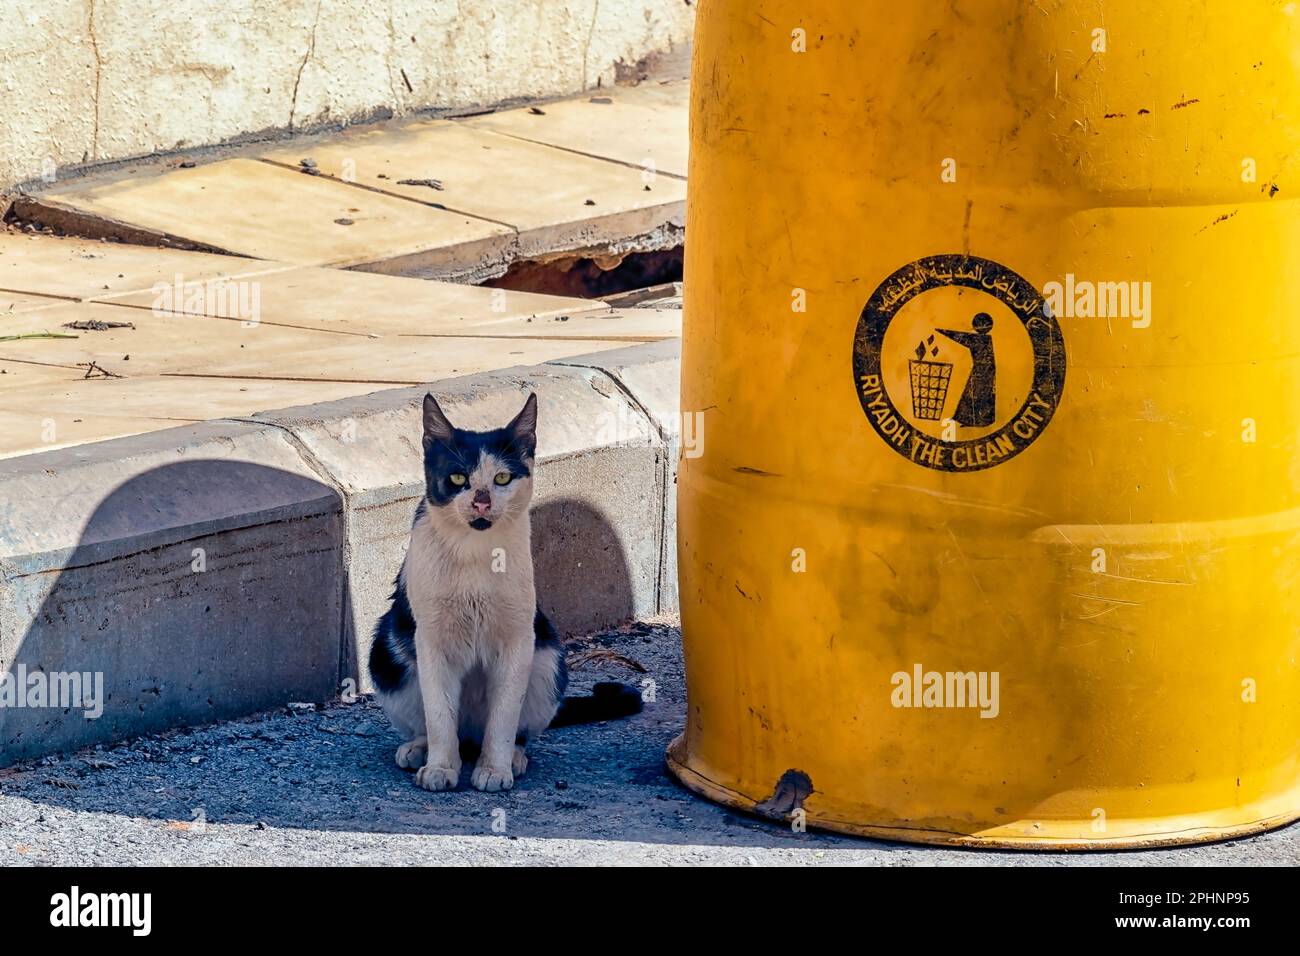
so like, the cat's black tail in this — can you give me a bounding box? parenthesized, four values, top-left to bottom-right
(549, 682, 643, 728)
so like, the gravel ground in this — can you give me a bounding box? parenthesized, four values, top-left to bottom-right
(0, 622, 1295, 866)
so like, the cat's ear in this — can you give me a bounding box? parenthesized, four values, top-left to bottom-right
(422, 393, 455, 451)
(507, 392, 538, 457)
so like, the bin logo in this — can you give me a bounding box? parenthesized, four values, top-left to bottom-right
(853, 254, 1065, 472)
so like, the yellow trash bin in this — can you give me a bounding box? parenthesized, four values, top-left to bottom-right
(668, 0, 1300, 847)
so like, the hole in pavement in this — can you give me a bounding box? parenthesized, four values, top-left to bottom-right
(482, 245, 683, 300)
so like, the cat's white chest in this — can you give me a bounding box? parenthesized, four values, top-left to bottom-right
(403, 507, 534, 649)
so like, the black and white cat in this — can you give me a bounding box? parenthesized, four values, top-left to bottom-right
(369, 391, 640, 792)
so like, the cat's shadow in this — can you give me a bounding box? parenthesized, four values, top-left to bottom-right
(530, 495, 647, 639)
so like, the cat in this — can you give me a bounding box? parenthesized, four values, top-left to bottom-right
(369, 391, 642, 792)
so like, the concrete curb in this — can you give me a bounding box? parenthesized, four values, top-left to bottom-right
(0, 422, 346, 764)
(0, 341, 680, 765)
(553, 339, 683, 611)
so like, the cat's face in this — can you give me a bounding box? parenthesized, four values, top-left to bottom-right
(421, 393, 537, 533)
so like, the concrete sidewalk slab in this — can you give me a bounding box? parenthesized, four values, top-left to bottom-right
(0, 374, 383, 421)
(0, 376, 383, 458)
(0, 232, 293, 302)
(400, 307, 682, 342)
(0, 300, 386, 458)
(0, 356, 192, 456)
(0, 301, 635, 388)
(0, 238, 672, 458)
(0, 302, 349, 377)
(466, 80, 689, 178)
(259, 121, 686, 260)
(0, 421, 345, 763)
(0, 302, 629, 387)
(0, 359, 83, 389)
(0, 407, 188, 459)
(21, 158, 516, 276)
(1, 291, 70, 315)
(95, 264, 597, 336)
(168, 335, 633, 384)
(12, 80, 688, 282)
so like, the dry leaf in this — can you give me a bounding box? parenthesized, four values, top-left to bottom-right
(566, 647, 647, 673)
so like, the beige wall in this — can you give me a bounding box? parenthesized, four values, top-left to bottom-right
(0, 0, 694, 190)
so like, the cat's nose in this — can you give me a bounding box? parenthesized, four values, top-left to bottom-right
(471, 490, 492, 515)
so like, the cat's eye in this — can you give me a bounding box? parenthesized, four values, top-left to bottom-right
(449, 473, 467, 487)
(493, 472, 512, 486)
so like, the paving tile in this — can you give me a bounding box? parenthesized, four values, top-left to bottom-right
(0, 375, 383, 459)
(0, 330, 634, 456)
(16, 81, 688, 282)
(0, 374, 381, 420)
(465, 80, 689, 177)
(0, 81, 690, 459)
(0, 233, 289, 301)
(0, 290, 68, 315)
(0, 359, 83, 390)
(97, 266, 600, 336)
(260, 122, 685, 257)
(0, 357, 199, 458)
(0, 301, 646, 391)
(399, 307, 682, 342)
(0, 300, 647, 446)
(25, 158, 515, 275)
(166, 334, 632, 384)
(0, 408, 185, 459)
(0, 302, 348, 378)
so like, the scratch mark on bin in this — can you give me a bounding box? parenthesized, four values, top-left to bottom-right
(1196, 210, 1237, 234)
(1071, 592, 1142, 606)
(868, 550, 898, 578)
(1094, 571, 1191, 587)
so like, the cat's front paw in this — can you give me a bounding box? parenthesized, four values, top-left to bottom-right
(471, 764, 514, 792)
(511, 746, 529, 777)
(395, 738, 427, 770)
(415, 764, 460, 791)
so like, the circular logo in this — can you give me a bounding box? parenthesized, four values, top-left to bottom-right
(852, 254, 1065, 472)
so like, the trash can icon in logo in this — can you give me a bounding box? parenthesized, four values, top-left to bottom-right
(909, 334, 952, 421)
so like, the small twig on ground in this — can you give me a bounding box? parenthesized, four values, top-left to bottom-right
(397, 178, 444, 190)
(82, 360, 123, 379)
